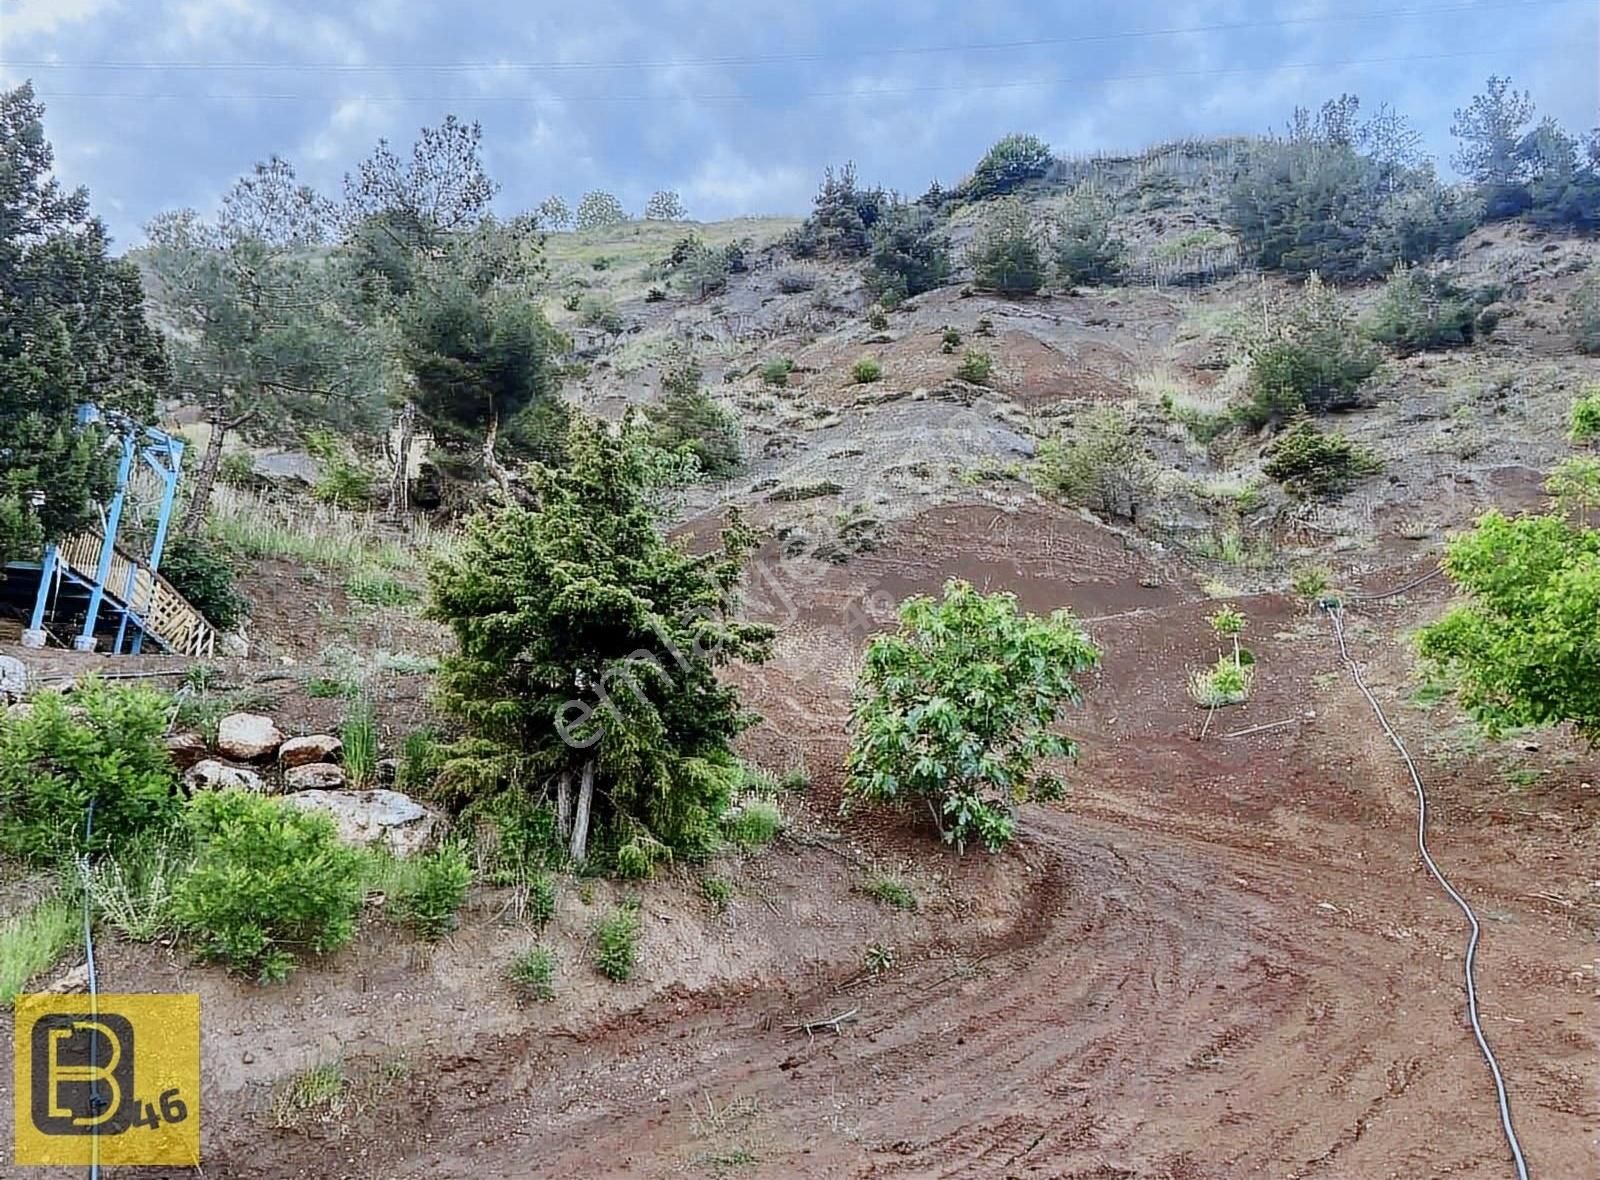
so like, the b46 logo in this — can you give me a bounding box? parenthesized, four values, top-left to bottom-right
(13, 994, 200, 1166)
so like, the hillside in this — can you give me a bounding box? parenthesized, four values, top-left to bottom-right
(4, 116, 1599, 1180)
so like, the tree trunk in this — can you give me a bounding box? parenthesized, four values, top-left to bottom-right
(568, 759, 595, 863)
(556, 770, 573, 839)
(384, 400, 416, 520)
(179, 398, 228, 538)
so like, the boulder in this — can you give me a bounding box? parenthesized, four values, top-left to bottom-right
(0, 654, 27, 702)
(285, 762, 346, 791)
(216, 712, 284, 761)
(280, 789, 444, 858)
(164, 731, 209, 770)
(279, 734, 341, 768)
(185, 759, 265, 793)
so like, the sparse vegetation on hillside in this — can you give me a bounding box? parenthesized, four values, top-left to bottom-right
(846, 579, 1098, 853)
(867, 204, 953, 300)
(1568, 276, 1600, 354)
(789, 162, 887, 259)
(1034, 407, 1157, 521)
(645, 351, 743, 479)
(1362, 265, 1484, 354)
(1051, 189, 1126, 288)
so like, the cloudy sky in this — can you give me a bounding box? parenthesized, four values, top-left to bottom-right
(2, 0, 1595, 248)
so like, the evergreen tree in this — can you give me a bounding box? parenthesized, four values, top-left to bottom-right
(0, 83, 168, 566)
(428, 416, 774, 862)
(969, 198, 1045, 296)
(867, 204, 952, 300)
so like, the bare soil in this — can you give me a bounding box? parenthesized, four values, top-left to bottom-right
(6, 489, 1595, 1180)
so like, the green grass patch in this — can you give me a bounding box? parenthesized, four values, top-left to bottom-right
(507, 945, 557, 1000)
(0, 893, 79, 1006)
(723, 801, 783, 849)
(592, 902, 642, 982)
(861, 873, 917, 911)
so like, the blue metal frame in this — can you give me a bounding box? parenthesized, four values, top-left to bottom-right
(23, 406, 187, 654)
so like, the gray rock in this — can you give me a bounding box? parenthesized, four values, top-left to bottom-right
(284, 762, 346, 791)
(185, 759, 266, 793)
(279, 734, 342, 768)
(280, 789, 444, 859)
(165, 731, 209, 770)
(216, 712, 284, 761)
(0, 655, 27, 702)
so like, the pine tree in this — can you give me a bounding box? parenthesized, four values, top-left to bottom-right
(428, 415, 774, 862)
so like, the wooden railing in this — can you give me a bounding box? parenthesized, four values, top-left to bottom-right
(58, 532, 217, 656)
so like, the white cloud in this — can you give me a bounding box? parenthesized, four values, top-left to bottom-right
(1, 0, 120, 43)
(680, 144, 807, 216)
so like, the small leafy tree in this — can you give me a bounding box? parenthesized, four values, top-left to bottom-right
(574, 190, 627, 230)
(1569, 386, 1600, 445)
(0, 680, 179, 863)
(159, 533, 250, 631)
(175, 790, 365, 982)
(969, 198, 1045, 296)
(535, 194, 571, 228)
(846, 580, 1098, 853)
(643, 190, 687, 221)
(428, 416, 774, 863)
(967, 133, 1053, 199)
(1208, 606, 1247, 665)
(1546, 456, 1600, 525)
(1419, 510, 1600, 742)
(1452, 75, 1536, 217)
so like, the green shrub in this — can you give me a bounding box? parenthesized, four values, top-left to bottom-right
(507, 945, 556, 1000)
(1291, 563, 1332, 600)
(592, 903, 641, 981)
(851, 357, 883, 384)
(1545, 455, 1600, 525)
(615, 838, 660, 880)
(0, 894, 78, 1007)
(345, 568, 419, 608)
(846, 579, 1098, 853)
(0, 679, 180, 864)
(967, 133, 1053, 199)
(1033, 407, 1157, 522)
(1568, 277, 1600, 354)
(1362, 265, 1480, 354)
(1243, 275, 1379, 426)
(862, 874, 917, 911)
(217, 451, 257, 488)
(175, 790, 365, 982)
(699, 875, 733, 913)
(158, 532, 250, 631)
(578, 293, 623, 336)
(383, 844, 472, 940)
(465, 791, 563, 884)
(1188, 659, 1253, 707)
(1263, 418, 1383, 498)
(775, 267, 818, 294)
(644, 351, 742, 479)
(788, 162, 888, 260)
(396, 727, 445, 796)
(955, 349, 994, 385)
(723, 800, 783, 849)
(975, 316, 995, 337)
(1051, 190, 1126, 287)
(867, 204, 952, 300)
(525, 871, 557, 925)
(940, 327, 962, 353)
(760, 358, 794, 387)
(340, 697, 379, 789)
(1570, 387, 1600, 445)
(969, 199, 1045, 295)
(305, 429, 376, 509)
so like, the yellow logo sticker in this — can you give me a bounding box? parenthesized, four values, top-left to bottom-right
(13, 993, 200, 1167)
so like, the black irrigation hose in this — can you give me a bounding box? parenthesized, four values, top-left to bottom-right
(77, 795, 103, 1180)
(1323, 603, 1530, 1179)
(1342, 563, 1447, 603)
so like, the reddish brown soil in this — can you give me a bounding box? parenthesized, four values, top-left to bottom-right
(5, 499, 1596, 1179)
